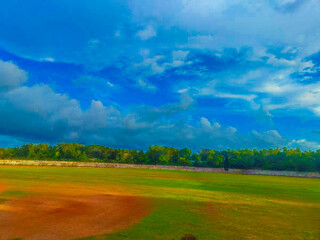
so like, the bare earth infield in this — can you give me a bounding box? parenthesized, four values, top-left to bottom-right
(0, 183, 152, 240)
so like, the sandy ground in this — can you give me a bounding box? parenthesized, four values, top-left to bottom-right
(0, 182, 152, 240)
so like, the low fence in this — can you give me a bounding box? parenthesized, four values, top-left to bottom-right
(0, 160, 319, 178)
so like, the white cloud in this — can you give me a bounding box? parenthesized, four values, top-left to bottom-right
(251, 130, 283, 144)
(136, 25, 157, 40)
(181, 0, 228, 15)
(172, 50, 189, 60)
(288, 139, 320, 150)
(0, 60, 27, 89)
(258, 82, 297, 95)
(200, 117, 212, 130)
(165, 50, 192, 68)
(39, 57, 55, 62)
(135, 49, 192, 76)
(107, 81, 114, 87)
(135, 55, 165, 74)
(215, 92, 257, 101)
(256, 78, 320, 116)
(6, 84, 82, 122)
(177, 87, 191, 93)
(130, 0, 320, 59)
(193, 80, 257, 102)
(136, 79, 157, 91)
(200, 117, 221, 131)
(132, 49, 193, 91)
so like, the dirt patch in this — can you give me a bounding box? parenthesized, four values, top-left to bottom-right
(28, 182, 129, 197)
(0, 183, 6, 193)
(0, 193, 152, 240)
(202, 201, 224, 224)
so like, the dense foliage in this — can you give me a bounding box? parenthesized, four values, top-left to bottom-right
(0, 143, 319, 172)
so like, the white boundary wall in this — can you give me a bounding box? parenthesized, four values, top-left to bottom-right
(0, 160, 319, 178)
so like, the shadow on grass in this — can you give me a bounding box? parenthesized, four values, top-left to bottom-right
(181, 234, 197, 240)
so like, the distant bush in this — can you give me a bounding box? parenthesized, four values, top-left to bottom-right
(0, 143, 319, 172)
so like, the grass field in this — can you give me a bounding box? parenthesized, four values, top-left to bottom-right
(0, 166, 319, 240)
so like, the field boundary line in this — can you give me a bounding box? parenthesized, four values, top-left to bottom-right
(0, 160, 319, 178)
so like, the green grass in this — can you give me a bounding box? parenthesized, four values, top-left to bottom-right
(0, 166, 319, 240)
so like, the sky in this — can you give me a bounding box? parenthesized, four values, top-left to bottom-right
(0, 0, 320, 151)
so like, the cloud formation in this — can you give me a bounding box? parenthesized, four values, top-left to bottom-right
(0, 1, 319, 150)
(136, 26, 157, 40)
(0, 60, 318, 150)
(0, 60, 27, 89)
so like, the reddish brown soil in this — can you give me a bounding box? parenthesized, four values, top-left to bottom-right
(0, 189, 152, 240)
(0, 183, 6, 193)
(203, 201, 223, 223)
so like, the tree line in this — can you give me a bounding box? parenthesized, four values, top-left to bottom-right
(0, 143, 319, 172)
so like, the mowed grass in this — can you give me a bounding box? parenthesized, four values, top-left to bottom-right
(0, 166, 319, 240)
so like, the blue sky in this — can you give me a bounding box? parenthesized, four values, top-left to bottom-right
(0, 0, 320, 150)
